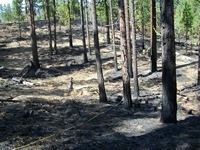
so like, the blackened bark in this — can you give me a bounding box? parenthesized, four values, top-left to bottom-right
(124, 0, 133, 78)
(105, 0, 110, 44)
(118, 0, 132, 109)
(185, 29, 188, 53)
(29, 0, 40, 70)
(141, 3, 145, 50)
(160, 0, 177, 123)
(91, 0, 107, 103)
(53, 0, 57, 54)
(68, 1, 73, 48)
(80, 0, 88, 63)
(150, 0, 157, 72)
(197, 22, 200, 85)
(130, 0, 139, 97)
(110, 0, 118, 72)
(46, 0, 53, 55)
(85, 0, 91, 55)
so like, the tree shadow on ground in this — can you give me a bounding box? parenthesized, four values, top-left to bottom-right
(1, 96, 199, 150)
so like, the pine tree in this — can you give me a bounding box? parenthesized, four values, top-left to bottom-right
(160, 0, 177, 124)
(91, 0, 107, 103)
(118, 0, 132, 109)
(181, 1, 194, 53)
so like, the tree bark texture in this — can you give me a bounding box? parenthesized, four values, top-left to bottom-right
(198, 17, 200, 85)
(160, 0, 177, 123)
(118, 0, 132, 109)
(141, 3, 145, 50)
(68, 1, 73, 48)
(29, 0, 40, 70)
(130, 0, 139, 97)
(150, 0, 157, 72)
(91, 0, 107, 103)
(104, 0, 110, 44)
(85, 0, 91, 55)
(124, 0, 133, 78)
(46, 0, 53, 55)
(53, 0, 57, 53)
(80, 0, 88, 63)
(110, 0, 118, 72)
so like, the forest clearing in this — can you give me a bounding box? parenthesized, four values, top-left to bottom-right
(0, 18, 200, 149)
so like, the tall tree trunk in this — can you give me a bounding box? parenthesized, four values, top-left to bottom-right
(118, 0, 132, 109)
(80, 0, 88, 63)
(141, 2, 145, 50)
(104, 0, 110, 44)
(185, 29, 188, 53)
(124, 0, 133, 78)
(29, 0, 40, 70)
(19, 17, 21, 39)
(150, 0, 157, 72)
(68, 1, 73, 48)
(197, 17, 200, 85)
(130, 0, 139, 97)
(85, 0, 91, 55)
(160, 0, 177, 124)
(53, 0, 57, 54)
(91, 0, 107, 103)
(110, 0, 118, 72)
(46, 0, 53, 55)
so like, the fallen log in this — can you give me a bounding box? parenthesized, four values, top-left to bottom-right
(12, 77, 34, 86)
(0, 99, 21, 103)
(0, 96, 21, 103)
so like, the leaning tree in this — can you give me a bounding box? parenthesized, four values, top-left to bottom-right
(91, 0, 107, 103)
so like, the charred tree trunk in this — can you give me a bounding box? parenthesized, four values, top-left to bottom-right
(118, 0, 132, 109)
(150, 0, 157, 72)
(68, 1, 73, 48)
(124, 0, 133, 78)
(29, 0, 40, 70)
(104, 0, 110, 44)
(110, 0, 118, 72)
(141, 3, 145, 50)
(197, 18, 200, 85)
(53, 0, 57, 54)
(46, 0, 53, 55)
(80, 0, 88, 63)
(130, 0, 139, 97)
(185, 29, 188, 53)
(85, 0, 91, 55)
(91, 0, 107, 103)
(160, 0, 177, 124)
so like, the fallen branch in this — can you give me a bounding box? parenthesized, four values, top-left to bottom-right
(12, 77, 34, 86)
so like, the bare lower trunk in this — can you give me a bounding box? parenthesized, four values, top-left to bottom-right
(160, 0, 177, 124)
(130, 0, 139, 97)
(124, 0, 133, 78)
(91, 0, 107, 103)
(118, 0, 132, 109)
(110, 0, 118, 71)
(80, 0, 88, 63)
(68, 1, 73, 48)
(46, 0, 53, 55)
(29, 0, 40, 70)
(53, 0, 57, 54)
(150, 0, 157, 72)
(85, 0, 91, 55)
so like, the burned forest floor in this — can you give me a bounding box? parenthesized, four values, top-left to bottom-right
(0, 20, 200, 150)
